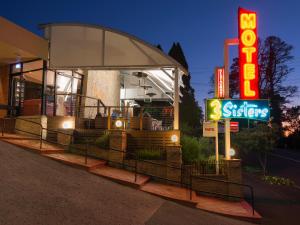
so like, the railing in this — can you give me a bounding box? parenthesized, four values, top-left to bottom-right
(191, 176, 255, 215)
(0, 117, 255, 215)
(76, 105, 174, 131)
(183, 160, 225, 176)
(46, 93, 105, 117)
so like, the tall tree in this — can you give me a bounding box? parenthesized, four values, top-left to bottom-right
(168, 42, 203, 136)
(229, 36, 297, 129)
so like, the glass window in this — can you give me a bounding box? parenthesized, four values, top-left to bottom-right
(47, 70, 55, 86)
(23, 60, 43, 72)
(56, 74, 72, 94)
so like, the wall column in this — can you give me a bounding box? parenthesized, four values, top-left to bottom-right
(173, 68, 179, 130)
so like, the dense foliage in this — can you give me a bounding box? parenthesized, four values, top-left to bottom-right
(232, 124, 279, 175)
(94, 133, 110, 149)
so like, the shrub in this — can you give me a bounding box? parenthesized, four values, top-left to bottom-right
(137, 149, 162, 160)
(95, 133, 110, 149)
(262, 175, 295, 186)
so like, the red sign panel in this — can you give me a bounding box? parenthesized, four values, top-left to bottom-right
(238, 8, 259, 99)
(215, 67, 225, 98)
(230, 121, 239, 132)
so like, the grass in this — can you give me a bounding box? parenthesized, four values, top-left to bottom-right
(262, 175, 295, 187)
(137, 149, 163, 160)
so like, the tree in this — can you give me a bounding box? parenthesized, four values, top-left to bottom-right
(282, 106, 300, 149)
(229, 36, 297, 130)
(168, 42, 203, 136)
(232, 124, 279, 176)
(283, 106, 300, 135)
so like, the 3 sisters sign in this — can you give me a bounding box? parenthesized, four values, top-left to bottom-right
(206, 99, 270, 122)
(206, 7, 270, 123)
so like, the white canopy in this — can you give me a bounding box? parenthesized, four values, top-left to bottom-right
(40, 23, 187, 74)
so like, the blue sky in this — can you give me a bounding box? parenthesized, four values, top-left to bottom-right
(1, 0, 299, 107)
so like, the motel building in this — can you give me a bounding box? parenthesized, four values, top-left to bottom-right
(0, 17, 185, 139)
(0, 16, 187, 172)
(0, 17, 247, 207)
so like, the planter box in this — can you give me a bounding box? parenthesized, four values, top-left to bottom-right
(130, 117, 152, 130)
(95, 116, 108, 129)
(109, 130, 127, 151)
(57, 129, 74, 146)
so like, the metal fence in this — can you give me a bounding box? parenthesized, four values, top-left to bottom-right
(76, 105, 174, 131)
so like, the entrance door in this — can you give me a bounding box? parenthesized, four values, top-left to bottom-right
(11, 75, 25, 116)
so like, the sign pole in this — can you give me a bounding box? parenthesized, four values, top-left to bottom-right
(224, 38, 239, 160)
(215, 121, 219, 175)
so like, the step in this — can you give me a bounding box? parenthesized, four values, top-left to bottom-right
(0, 133, 38, 140)
(44, 153, 106, 171)
(140, 182, 198, 207)
(195, 194, 262, 223)
(90, 166, 150, 188)
(1, 138, 64, 154)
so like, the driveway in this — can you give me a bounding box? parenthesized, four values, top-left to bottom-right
(0, 141, 255, 225)
(243, 148, 300, 225)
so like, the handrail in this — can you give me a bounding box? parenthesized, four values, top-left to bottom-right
(0, 117, 255, 215)
(190, 175, 255, 215)
(55, 93, 105, 107)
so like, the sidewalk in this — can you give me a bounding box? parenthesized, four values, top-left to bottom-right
(1, 135, 262, 223)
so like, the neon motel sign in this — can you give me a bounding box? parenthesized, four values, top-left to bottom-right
(206, 99, 270, 122)
(215, 67, 225, 98)
(239, 8, 259, 99)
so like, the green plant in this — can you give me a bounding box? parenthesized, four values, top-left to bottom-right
(207, 154, 225, 162)
(243, 166, 262, 173)
(137, 149, 162, 160)
(232, 124, 279, 175)
(262, 176, 295, 186)
(181, 135, 200, 163)
(94, 133, 110, 149)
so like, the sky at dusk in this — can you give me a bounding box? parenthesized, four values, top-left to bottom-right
(1, 0, 300, 107)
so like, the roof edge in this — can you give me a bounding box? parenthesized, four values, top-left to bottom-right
(39, 22, 188, 75)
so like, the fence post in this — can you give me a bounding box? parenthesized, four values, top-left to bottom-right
(139, 107, 144, 130)
(85, 143, 88, 165)
(2, 119, 4, 136)
(40, 129, 43, 149)
(97, 100, 100, 114)
(107, 107, 111, 130)
(134, 157, 137, 183)
(189, 172, 192, 200)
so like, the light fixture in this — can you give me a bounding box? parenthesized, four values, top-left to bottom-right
(115, 120, 123, 128)
(171, 134, 178, 143)
(15, 63, 21, 69)
(62, 121, 73, 129)
(229, 148, 236, 157)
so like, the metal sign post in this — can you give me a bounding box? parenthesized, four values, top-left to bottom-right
(215, 121, 219, 175)
(224, 38, 239, 160)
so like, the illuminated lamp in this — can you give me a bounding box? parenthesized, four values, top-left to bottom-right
(15, 63, 21, 69)
(115, 120, 123, 128)
(229, 148, 236, 157)
(171, 134, 178, 143)
(62, 121, 73, 129)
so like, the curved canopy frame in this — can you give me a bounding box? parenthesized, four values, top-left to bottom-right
(40, 23, 187, 74)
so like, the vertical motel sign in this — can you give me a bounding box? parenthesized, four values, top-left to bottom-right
(215, 67, 225, 98)
(239, 8, 259, 99)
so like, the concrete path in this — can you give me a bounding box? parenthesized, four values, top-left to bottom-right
(0, 141, 256, 225)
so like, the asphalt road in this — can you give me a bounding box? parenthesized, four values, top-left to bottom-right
(0, 141, 255, 225)
(243, 148, 300, 225)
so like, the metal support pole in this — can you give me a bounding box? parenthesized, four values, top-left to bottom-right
(224, 39, 239, 160)
(107, 107, 111, 130)
(173, 68, 179, 130)
(40, 129, 43, 149)
(139, 107, 144, 130)
(215, 121, 219, 175)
